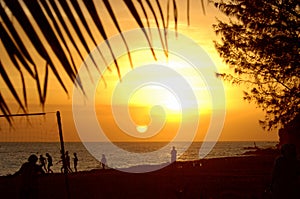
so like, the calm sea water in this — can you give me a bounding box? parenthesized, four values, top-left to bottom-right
(0, 141, 276, 176)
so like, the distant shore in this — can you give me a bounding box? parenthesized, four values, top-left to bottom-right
(0, 151, 288, 199)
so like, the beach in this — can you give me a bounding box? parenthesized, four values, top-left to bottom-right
(0, 141, 278, 176)
(0, 153, 285, 199)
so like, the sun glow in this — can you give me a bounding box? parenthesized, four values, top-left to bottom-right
(94, 49, 215, 140)
(136, 125, 148, 133)
(129, 85, 182, 113)
(162, 96, 181, 112)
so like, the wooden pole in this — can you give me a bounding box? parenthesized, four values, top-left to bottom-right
(56, 111, 71, 199)
(56, 111, 67, 174)
(0, 112, 46, 117)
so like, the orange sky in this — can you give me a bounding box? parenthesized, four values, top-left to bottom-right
(0, 1, 278, 142)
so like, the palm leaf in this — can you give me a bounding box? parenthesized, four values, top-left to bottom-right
(42, 63, 49, 105)
(166, 0, 179, 36)
(23, 1, 84, 101)
(0, 22, 34, 78)
(32, 64, 43, 104)
(155, 0, 169, 54)
(54, 0, 94, 74)
(145, 0, 168, 57)
(187, 0, 190, 25)
(83, 0, 121, 79)
(0, 22, 31, 107)
(39, 0, 77, 74)
(173, 0, 178, 36)
(201, 0, 206, 15)
(103, 0, 133, 68)
(0, 5, 35, 67)
(0, 92, 12, 125)
(146, 0, 168, 57)
(166, 0, 170, 29)
(23, 1, 76, 81)
(57, 0, 91, 56)
(70, 0, 99, 49)
(47, 0, 104, 87)
(0, 61, 26, 113)
(57, 0, 103, 75)
(137, 0, 153, 43)
(4, 0, 68, 98)
(70, 0, 110, 73)
(46, 0, 94, 71)
(1, 0, 207, 119)
(123, 0, 157, 60)
(20, 71, 28, 107)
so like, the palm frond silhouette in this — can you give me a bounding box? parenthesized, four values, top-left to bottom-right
(0, 0, 205, 122)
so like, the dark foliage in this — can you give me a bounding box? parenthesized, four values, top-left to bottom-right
(214, 0, 300, 130)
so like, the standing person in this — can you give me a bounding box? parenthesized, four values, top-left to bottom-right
(171, 146, 177, 163)
(65, 151, 72, 173)
(101, 154, 107, 169)
(73, 153, 78, 172)
(39, 154, 47, 172)
(57, 152, 65, 173)
(14, 154, 45, 199)
(45, 153, 53, 173)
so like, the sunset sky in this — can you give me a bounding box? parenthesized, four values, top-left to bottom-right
(0, 0, 278, 142)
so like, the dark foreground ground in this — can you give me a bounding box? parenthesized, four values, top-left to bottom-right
(0, 154, 295, 199)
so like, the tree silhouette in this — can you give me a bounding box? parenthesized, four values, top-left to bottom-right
(213, 0, 299, 130)
(0, 0, 206, 122)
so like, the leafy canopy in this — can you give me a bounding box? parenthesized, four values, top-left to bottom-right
(213, 0, 300, 130)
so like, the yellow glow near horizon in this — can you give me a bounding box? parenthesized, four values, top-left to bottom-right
(163, 97, 181, 112)
(94, 49, 216, 132)
(97, 51, 213, 106)
(129, 85, 181, 111)
(128, 85, 181, 124)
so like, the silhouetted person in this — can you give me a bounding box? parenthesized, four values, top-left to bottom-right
(57, 152, 65, 173)
(46, 153, 53, 173)
(65, 151, 73, 173)
(101, 154, 107, 169)
(39, 154, 46, 172)
(271, 144, 300, 199)
(254, 142, 258, 149)
(171, 146, 177, 163)
(14, 154, 45, 199)
(73, 153, 78, 172)
(57, 151, 73, 173)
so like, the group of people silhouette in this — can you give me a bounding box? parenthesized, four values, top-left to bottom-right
(15, 150, 79, 176)
(13, 150, 78, 199)
(38, 153, 53, 173)
(57, 151, 79, 173)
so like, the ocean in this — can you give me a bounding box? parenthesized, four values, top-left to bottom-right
(0, 141, 277, 176)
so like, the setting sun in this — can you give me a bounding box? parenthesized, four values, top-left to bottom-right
(163, 96, 181, 112)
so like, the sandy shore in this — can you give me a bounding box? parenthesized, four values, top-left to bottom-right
(0, 153, 288, 199)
